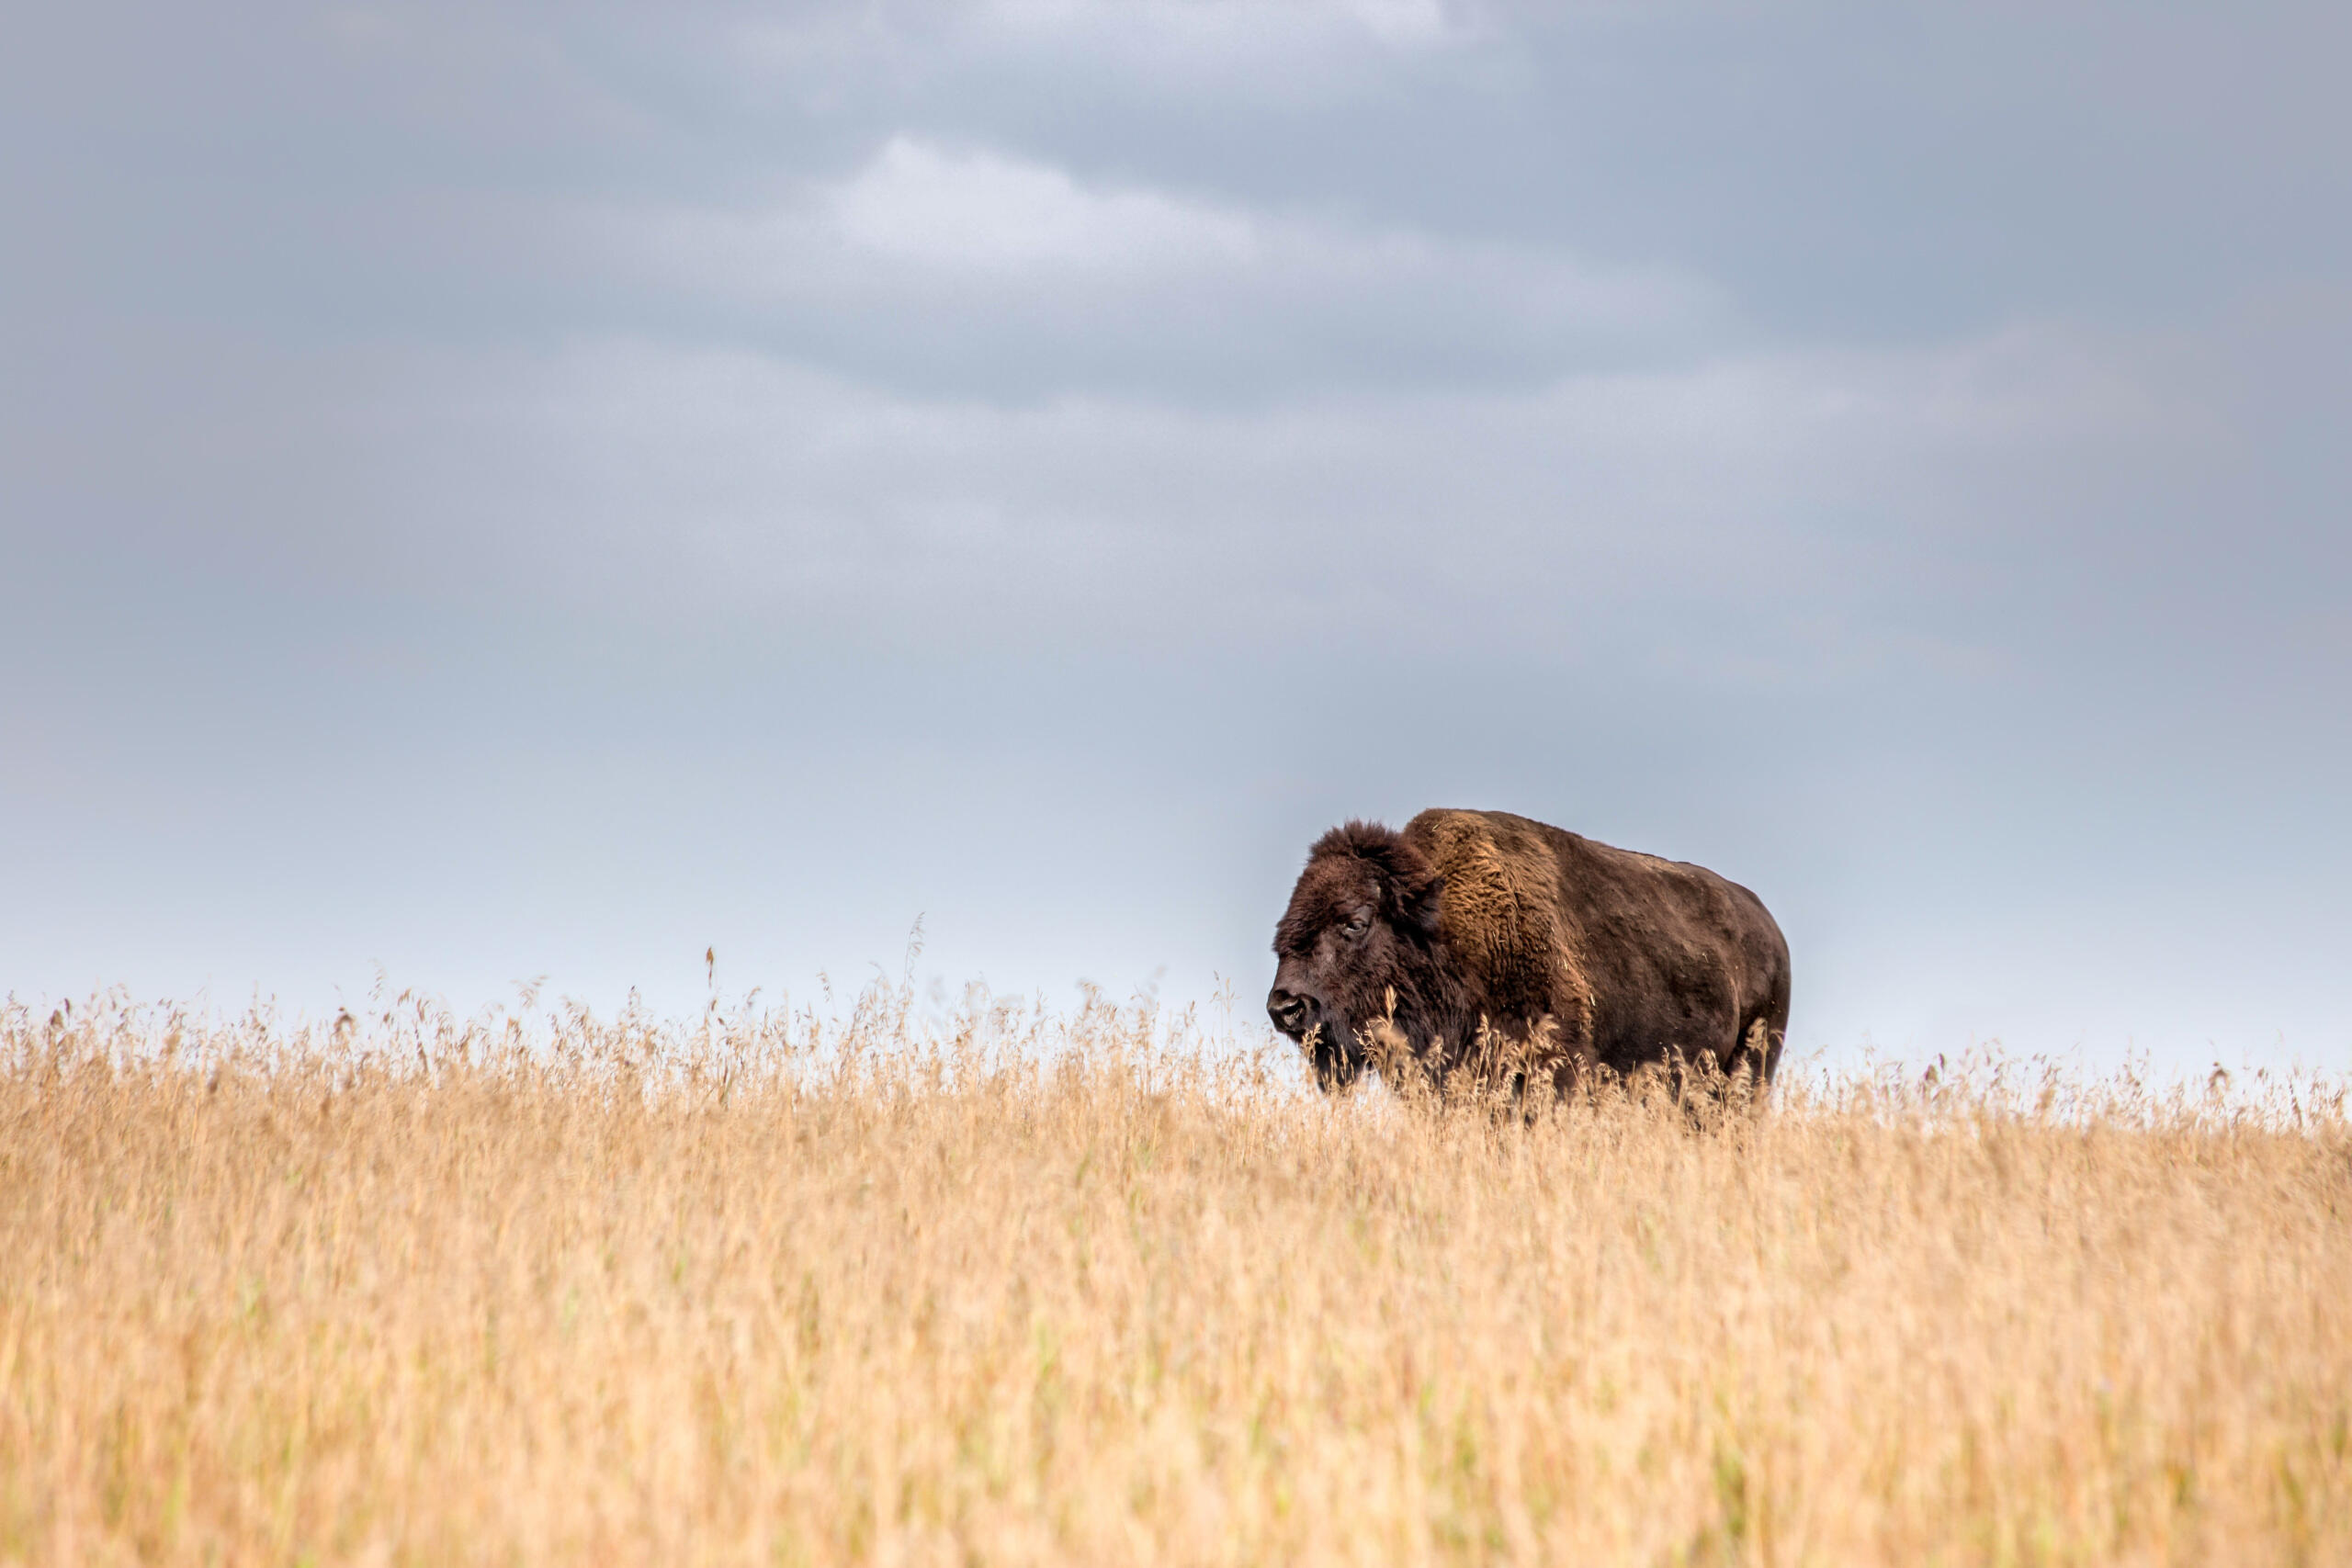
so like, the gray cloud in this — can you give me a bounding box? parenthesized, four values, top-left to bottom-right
(3, 0, 2346, 1066)
(588, 135, 1722, 397)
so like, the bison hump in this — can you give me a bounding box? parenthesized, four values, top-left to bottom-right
(1406, 809, 1594, 1041)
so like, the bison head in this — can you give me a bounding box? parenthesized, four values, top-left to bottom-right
(1267, 820, 1447, 1091)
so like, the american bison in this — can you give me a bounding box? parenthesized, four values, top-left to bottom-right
(1267, 808, 1790, 1100)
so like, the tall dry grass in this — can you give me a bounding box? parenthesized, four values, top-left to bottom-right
(3, 982, 2347, 1566)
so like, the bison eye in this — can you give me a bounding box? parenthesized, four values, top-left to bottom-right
(1341, 915, 1371, 939)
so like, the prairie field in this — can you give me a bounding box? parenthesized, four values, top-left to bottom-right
(3, 987, 2347, 1567)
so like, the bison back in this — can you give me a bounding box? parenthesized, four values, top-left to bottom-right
(1405, 808, 1789, 1082)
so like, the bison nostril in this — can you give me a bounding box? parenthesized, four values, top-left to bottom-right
(1267, 990, 1310, 1031)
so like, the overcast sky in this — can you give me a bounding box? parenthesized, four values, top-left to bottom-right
(5, 0, 2346, 1067)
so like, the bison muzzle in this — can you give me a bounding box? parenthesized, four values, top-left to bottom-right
(1268, 808, 1791, 1100)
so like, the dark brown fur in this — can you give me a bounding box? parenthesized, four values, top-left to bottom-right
(1268, 809, 1791, 1100)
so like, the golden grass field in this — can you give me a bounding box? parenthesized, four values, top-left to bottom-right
(4, 984, 2347, 1566)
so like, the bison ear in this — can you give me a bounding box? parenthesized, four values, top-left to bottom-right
(1402, 872, 1445, 939)
(1352, 834, 1442, 939)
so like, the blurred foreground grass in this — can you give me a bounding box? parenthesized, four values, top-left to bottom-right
(3, 985, 2346, 1565)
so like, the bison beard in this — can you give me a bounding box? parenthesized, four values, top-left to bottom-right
(1267, 809, 1791, 1101)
